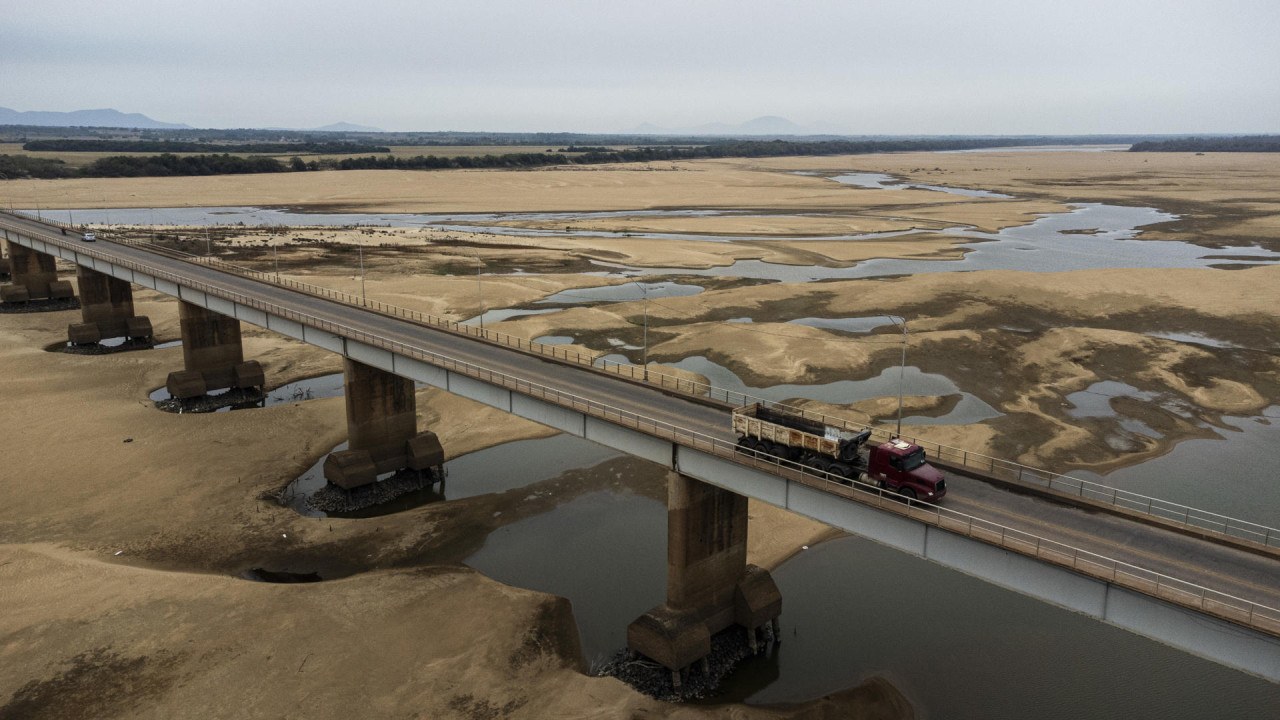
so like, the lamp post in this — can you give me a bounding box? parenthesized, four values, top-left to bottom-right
(641, 283, 649, 381)
(883, 315, 908, 437)
(474, 252, 484, 330)
(272, 228, 281, 283)
(358, 234, 367, 303)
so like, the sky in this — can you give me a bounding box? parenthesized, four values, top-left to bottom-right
(3, 0, 1279, 134)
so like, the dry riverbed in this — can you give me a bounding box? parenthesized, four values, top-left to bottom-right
(0, 284, 894, 718)
(5, 150, 1280, 717)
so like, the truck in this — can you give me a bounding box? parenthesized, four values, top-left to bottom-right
(732, 402, 947, 502)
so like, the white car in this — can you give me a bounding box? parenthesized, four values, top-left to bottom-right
(81, 232, 96, 242)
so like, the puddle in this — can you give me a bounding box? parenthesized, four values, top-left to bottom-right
(1143, 331, 1245, 349)
(47, 336, 161, 355)
(282, 433, 622, 518)
(533, 335, 575, 345)
(240, 568, 324, 583)
(658, 356, 1001, 425)
(536, 281, 704, 304)
(149, 371, 345, 411)
(786, 316, 897, 333)
(461, 307, 561, 326)
(1064, 381, 1159, 418)
(826, 172, 1014, 198)
(1072, 406, 1280, 527)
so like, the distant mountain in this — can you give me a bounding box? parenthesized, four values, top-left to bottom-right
(630, 116, 810, 136)
(312, 121, 382, 133)
(0, 107, 191, 129)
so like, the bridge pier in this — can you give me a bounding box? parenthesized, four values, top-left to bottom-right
(165, 300, 264, 399)
(323, 358, 444, 489)
(627, 472, 781, 686)
(0, 242, 74, 304)
(67, 266, 152, 345)
(0, 235, 10, 280)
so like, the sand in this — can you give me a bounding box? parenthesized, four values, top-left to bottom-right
(0, 283, 893, 718)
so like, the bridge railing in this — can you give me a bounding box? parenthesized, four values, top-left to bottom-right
(588, 353, 1280, 551)
(6, 210, 1279, 553)
(6, 214, 1280, 639)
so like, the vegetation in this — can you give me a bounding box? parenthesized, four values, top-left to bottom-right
(80, 153, 290, 177)
(1129, 136, 1280, 152)
(0, 154, 76, 179)
(23, 139, 391, 154)
(12, 133, 1271, 180)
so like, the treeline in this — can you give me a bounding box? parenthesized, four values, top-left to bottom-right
(80, 153, 289, 177)
(23, 139, 391, 154)
(0, 136, 1140, 180)
(0, 154, 77, 179)
(1129, 136, 1280, 152)
(332, 137, 1046, 171)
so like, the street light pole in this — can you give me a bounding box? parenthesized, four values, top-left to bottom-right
(883, 315, 908, 437)
(475, 252, 484, 330)
(358, 234, 367, 303)
(642, 283, 649, 381)
(272, 231, 281, 283)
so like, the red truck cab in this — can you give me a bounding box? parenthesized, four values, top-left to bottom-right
(865, 439, 946, 502)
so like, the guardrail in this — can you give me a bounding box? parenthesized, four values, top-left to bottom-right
(8, 211, 1279, 638)
(5, 209, 1280, 554)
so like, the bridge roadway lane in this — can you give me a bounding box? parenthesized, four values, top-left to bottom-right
(7, 215, 1280, 616)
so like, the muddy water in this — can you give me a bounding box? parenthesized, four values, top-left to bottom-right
(711, 535, 1280, 717)
(283, 433, 621, 518)
(600, 355, 1001, 426)
(452, 434, 1280, 715)
(591, 204, 1280, 281)
(536, 280, 704, 304)
(1072, 407, 1280, 528)
(823, 171, 1015, 198)
(465, 487, 666, 668)
(149, 372, 346, 409)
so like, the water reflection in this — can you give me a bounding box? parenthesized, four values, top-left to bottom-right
(660, 356, 1002, 426)
(712, 535, 1280, 717)
(283, 433, 622, 518)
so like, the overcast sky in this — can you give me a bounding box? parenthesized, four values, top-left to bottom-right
(4, 0, 1278, 134)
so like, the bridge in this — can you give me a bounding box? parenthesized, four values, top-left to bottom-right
(3, 210, 1280, 684)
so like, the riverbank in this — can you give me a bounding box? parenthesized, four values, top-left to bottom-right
(0, 294, 897, 718)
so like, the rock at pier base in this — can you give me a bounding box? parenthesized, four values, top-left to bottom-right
(600, 622, 779, 702)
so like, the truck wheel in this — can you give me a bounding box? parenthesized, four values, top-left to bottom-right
(899, 487, 918, 504)
(829, 463, 853, 485)
(809, 458, 830, 474)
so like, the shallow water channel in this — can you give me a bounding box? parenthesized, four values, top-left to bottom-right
(320, 429, 1280, 717)
(240, 370, 1280, 714)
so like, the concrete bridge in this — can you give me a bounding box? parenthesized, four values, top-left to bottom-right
(3, 211, 1280, 685)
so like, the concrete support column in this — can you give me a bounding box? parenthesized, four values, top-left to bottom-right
(667, 472, 749, 617)
(344, 358, 418, 456)
(0, 236, 10, 280)
(165, 300, 263, 398)
(67, 266, 152, 344)
(324, 358, 443, 489)
(0, 242, 73, 303)
(627, 472, 782, 682)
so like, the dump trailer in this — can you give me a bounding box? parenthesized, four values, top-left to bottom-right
(732, 403, 946, 502)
